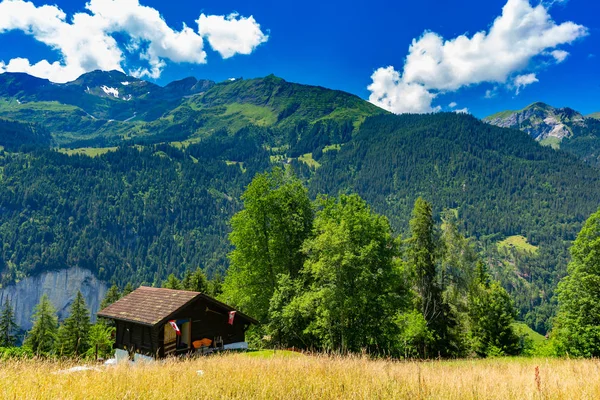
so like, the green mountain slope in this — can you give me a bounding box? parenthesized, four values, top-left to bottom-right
(587, 112, 600, 120)
(1, 73, 600, 332)
(0, 72, 385, 149)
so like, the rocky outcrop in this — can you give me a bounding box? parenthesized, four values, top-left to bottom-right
(485, 102, 587, 141)
(0, 267, 107, 331)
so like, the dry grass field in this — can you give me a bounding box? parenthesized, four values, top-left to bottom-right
(1, 353, 600, 399)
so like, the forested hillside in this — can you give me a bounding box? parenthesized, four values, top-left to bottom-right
(1, 72, 600, 333)
(310, 113, 600, 330)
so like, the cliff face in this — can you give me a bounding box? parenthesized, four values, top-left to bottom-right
(484, 102, 586, 142)
(0, 267, 107, 331)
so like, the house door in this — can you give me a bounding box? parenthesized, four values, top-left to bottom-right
(164, 323, 177, 357)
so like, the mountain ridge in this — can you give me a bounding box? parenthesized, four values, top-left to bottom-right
(485, 102, 600, 166)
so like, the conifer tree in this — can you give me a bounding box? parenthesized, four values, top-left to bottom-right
(55, 291, 91, 357)
(468, 263, 520, 356)
(24, 295, 58, 355)
(100, 284, 121, 310)
(162, 273, 183, 290)
(208, 273, 224, 298)
(182, 268, 208, 292)
(407, 198, 457, 357)
(122, 283, 134, 296)
(0, 300, 18, 347)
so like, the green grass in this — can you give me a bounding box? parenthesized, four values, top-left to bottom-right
(298, 153, 321, 169)
(58, 147, 118, 157)
(539, 137, 561, 149)
(484, 110, 516, 121)
(323, 144, 341, 153)
(513, 322, 545, 346)
(223, 103, 277, 127)
(225, 161, 246, 173)
(497, 235, 539, 254)
(587, 112, 600, 120)
(0, 99, 79, 112)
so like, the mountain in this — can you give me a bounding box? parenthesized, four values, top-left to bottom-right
(484, 102, 586, 142)
(588, 112, 600, 120)
(0, 72, 383, 148)
(485, 102, 600, 167)
(1, 71, 600, 332)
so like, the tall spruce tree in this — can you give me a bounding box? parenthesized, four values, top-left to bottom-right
(468, 263, 520, 357)
(0, 300, 18, 347)
(122, 283, 134, 296)
(100, 284, 121, 310)
(222, 168, 314, 322)
(407, 198, 457, 357)
(162, 274, 183, 290)
(554, 208, 600, 357)
(182, 268, 209, 292)
(55, 291, 91, 357)
(24, 295, 58, 355)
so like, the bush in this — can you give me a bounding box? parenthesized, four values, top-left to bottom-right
(0, 346, 34, 360)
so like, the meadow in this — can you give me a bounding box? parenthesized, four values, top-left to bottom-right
(1, 354, 599, 399)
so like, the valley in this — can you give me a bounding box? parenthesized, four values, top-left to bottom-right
(1, 71, 600, 335)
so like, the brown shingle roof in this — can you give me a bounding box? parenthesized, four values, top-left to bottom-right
(97, 286, 200, 326)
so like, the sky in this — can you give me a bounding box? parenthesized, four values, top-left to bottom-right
(0, 0, 598, 118)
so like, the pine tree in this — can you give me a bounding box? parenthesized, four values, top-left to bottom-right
(55, 291, 91, 357)
(407, 198, 457, 357)
(208, 273, 224, 298)
(100, 284, 121, 310)
(24, 295, 58, 355)
(468, 265, 520, 357)
(182, 268, 209, 292)
(0, 300, 18, 347)
(122, 283, 134, 296)
(162, 274, 182, 290)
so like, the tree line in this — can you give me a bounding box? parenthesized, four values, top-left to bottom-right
(220, 169, 522, 357)
(2, 168, 599, 359)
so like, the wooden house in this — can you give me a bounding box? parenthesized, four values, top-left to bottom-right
(97, 286, 257, 359)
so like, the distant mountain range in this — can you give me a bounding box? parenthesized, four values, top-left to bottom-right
(485, 102, 600, 167)
(1, 70, 600, 332)
(0, 70, 381, 148)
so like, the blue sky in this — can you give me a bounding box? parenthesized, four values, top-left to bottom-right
(0, 0, 598, 118)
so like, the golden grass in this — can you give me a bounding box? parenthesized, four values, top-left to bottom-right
(1, 355, 600, 399)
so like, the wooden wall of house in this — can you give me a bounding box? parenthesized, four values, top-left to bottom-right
(113, 297, 251, 358)
(155, 298, 248, 356)
(114, 321, 159, 357)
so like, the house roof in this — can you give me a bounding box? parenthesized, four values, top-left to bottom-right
(97, 286, 258, 326)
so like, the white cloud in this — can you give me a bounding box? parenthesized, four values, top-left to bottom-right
(513, 73, 539, 94)
(197, 13, 268, 59)
(484, 88, 499, 99)
(550, 49, 569, 63)
(454, 108, 469, 114)
(368, 0, 587, 114)
(0, 0, 268, 82)
(448, 102, 457, 108)
(367, 66, 439, 114)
